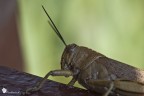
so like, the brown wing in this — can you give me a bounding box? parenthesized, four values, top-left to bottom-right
(97, 57, 144, 83)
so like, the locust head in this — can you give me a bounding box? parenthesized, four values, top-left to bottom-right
(61, 44, 77, 70)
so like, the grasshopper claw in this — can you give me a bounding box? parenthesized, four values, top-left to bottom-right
(21, 87, 39, 96)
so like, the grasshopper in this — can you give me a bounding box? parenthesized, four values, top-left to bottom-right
(24, 5, 144, 96)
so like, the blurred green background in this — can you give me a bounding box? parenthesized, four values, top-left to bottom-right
(18, 0, 144, 87)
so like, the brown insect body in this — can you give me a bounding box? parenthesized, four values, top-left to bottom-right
(61, 43, 144, 94)
(61, 44, 110, 93)
(98, 56, 144, 83)
(23, 6, 144, 96)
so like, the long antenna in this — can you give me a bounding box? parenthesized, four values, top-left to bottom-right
(42, 5, 67, 46)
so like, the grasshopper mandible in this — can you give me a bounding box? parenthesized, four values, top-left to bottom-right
(24, 5, 144, 96)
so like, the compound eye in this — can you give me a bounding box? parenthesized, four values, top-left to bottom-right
(71, 44, 77, 49)
(70, 48, 75, 52)
(69, 46, 76, 53)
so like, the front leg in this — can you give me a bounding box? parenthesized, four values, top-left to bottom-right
(23, 70, 73, 95)
(68, 67, 80, 86)
(68, 76, 78, 86)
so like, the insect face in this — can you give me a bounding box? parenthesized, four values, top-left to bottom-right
(61, 44, 77, 71)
